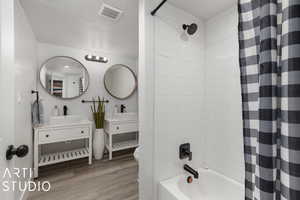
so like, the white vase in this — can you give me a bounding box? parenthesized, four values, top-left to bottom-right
(93, 129, 105, 160)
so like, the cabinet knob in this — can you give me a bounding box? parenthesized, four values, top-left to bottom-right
(46, 134, 49, 138)
(81, 130, 84, 134)
(116, 126, 119, 130)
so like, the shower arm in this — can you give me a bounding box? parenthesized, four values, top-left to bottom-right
(151, 0, 167, 16)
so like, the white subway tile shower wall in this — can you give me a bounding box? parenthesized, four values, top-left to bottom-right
(150, 3, 244, 197)
(204, 6, 244, 184)
(153, 2, 206, 184)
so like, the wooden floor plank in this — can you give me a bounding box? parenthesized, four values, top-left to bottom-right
(28, 154, 138, 200)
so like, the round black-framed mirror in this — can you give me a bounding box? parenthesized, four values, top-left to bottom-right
(39, 56, 89, 99)
(104, 64, 137, 100)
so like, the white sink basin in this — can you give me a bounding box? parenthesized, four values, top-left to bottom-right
(49, 115, 83, 125)
(109, 112, 138, 122)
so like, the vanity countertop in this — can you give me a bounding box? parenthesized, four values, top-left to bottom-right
(105, 112, 138, 123)
(105, 118, 138, 123)
(34, 119, 92, 130)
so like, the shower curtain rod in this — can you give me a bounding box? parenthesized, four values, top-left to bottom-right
(151, 0, 167, 16)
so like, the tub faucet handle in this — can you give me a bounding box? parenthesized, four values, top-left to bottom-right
(179, 143, 192, 161)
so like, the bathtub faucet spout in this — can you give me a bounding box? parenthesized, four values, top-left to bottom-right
(184, 164, 199, 179)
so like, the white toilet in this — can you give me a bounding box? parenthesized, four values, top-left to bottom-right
(134, 147, 140, 161)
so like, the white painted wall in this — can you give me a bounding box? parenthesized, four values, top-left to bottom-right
(14, 0, 38, 199)
(153, 1, 205, 194)
(37, 43, 138, 153)
(37, 43, 138, 122)
(204, 6, 244, 184)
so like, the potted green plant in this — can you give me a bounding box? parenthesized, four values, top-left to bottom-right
(91, 97, 105, 160)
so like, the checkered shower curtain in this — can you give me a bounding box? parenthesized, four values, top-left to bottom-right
(238, 0, 300, 199)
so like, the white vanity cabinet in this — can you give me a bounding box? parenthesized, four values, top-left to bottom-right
(104, 117, 138, 160)
(33, 120, 92, 178)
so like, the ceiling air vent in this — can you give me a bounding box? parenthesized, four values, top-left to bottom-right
(99, 4, 123, 21)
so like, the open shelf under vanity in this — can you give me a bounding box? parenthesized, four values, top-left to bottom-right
(39, 147, 90, 167)
(104, 118, 139, 160)
(106, 139, 139, 152)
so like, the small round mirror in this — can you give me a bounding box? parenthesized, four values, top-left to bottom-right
(104, 64, 137, 100)
(40, 56, 89, 99)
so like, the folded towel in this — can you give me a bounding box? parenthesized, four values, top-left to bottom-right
(32, 99, 44, 125)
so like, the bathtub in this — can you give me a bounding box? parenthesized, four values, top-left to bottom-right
(159, 168, 244, 200)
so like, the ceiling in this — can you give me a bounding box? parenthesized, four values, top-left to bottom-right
(20, 0, 235, 58)
(169, 0, 236, 19)
(20, 0, 139, 58)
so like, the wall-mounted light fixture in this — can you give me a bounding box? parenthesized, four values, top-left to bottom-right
(85, 54, 108, 63)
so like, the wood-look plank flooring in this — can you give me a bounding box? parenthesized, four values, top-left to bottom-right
(28, 153, 138, 200)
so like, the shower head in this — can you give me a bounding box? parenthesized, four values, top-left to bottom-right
(182, 23, 198, 35)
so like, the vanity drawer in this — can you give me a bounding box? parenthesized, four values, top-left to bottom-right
(111, 123, 138, 134)
(38, 127, 89, 144)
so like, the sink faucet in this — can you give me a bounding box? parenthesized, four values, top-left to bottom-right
(63, 105, 68, 116)
(184, 164, 199, 179)
(120, 104, 126, 113)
